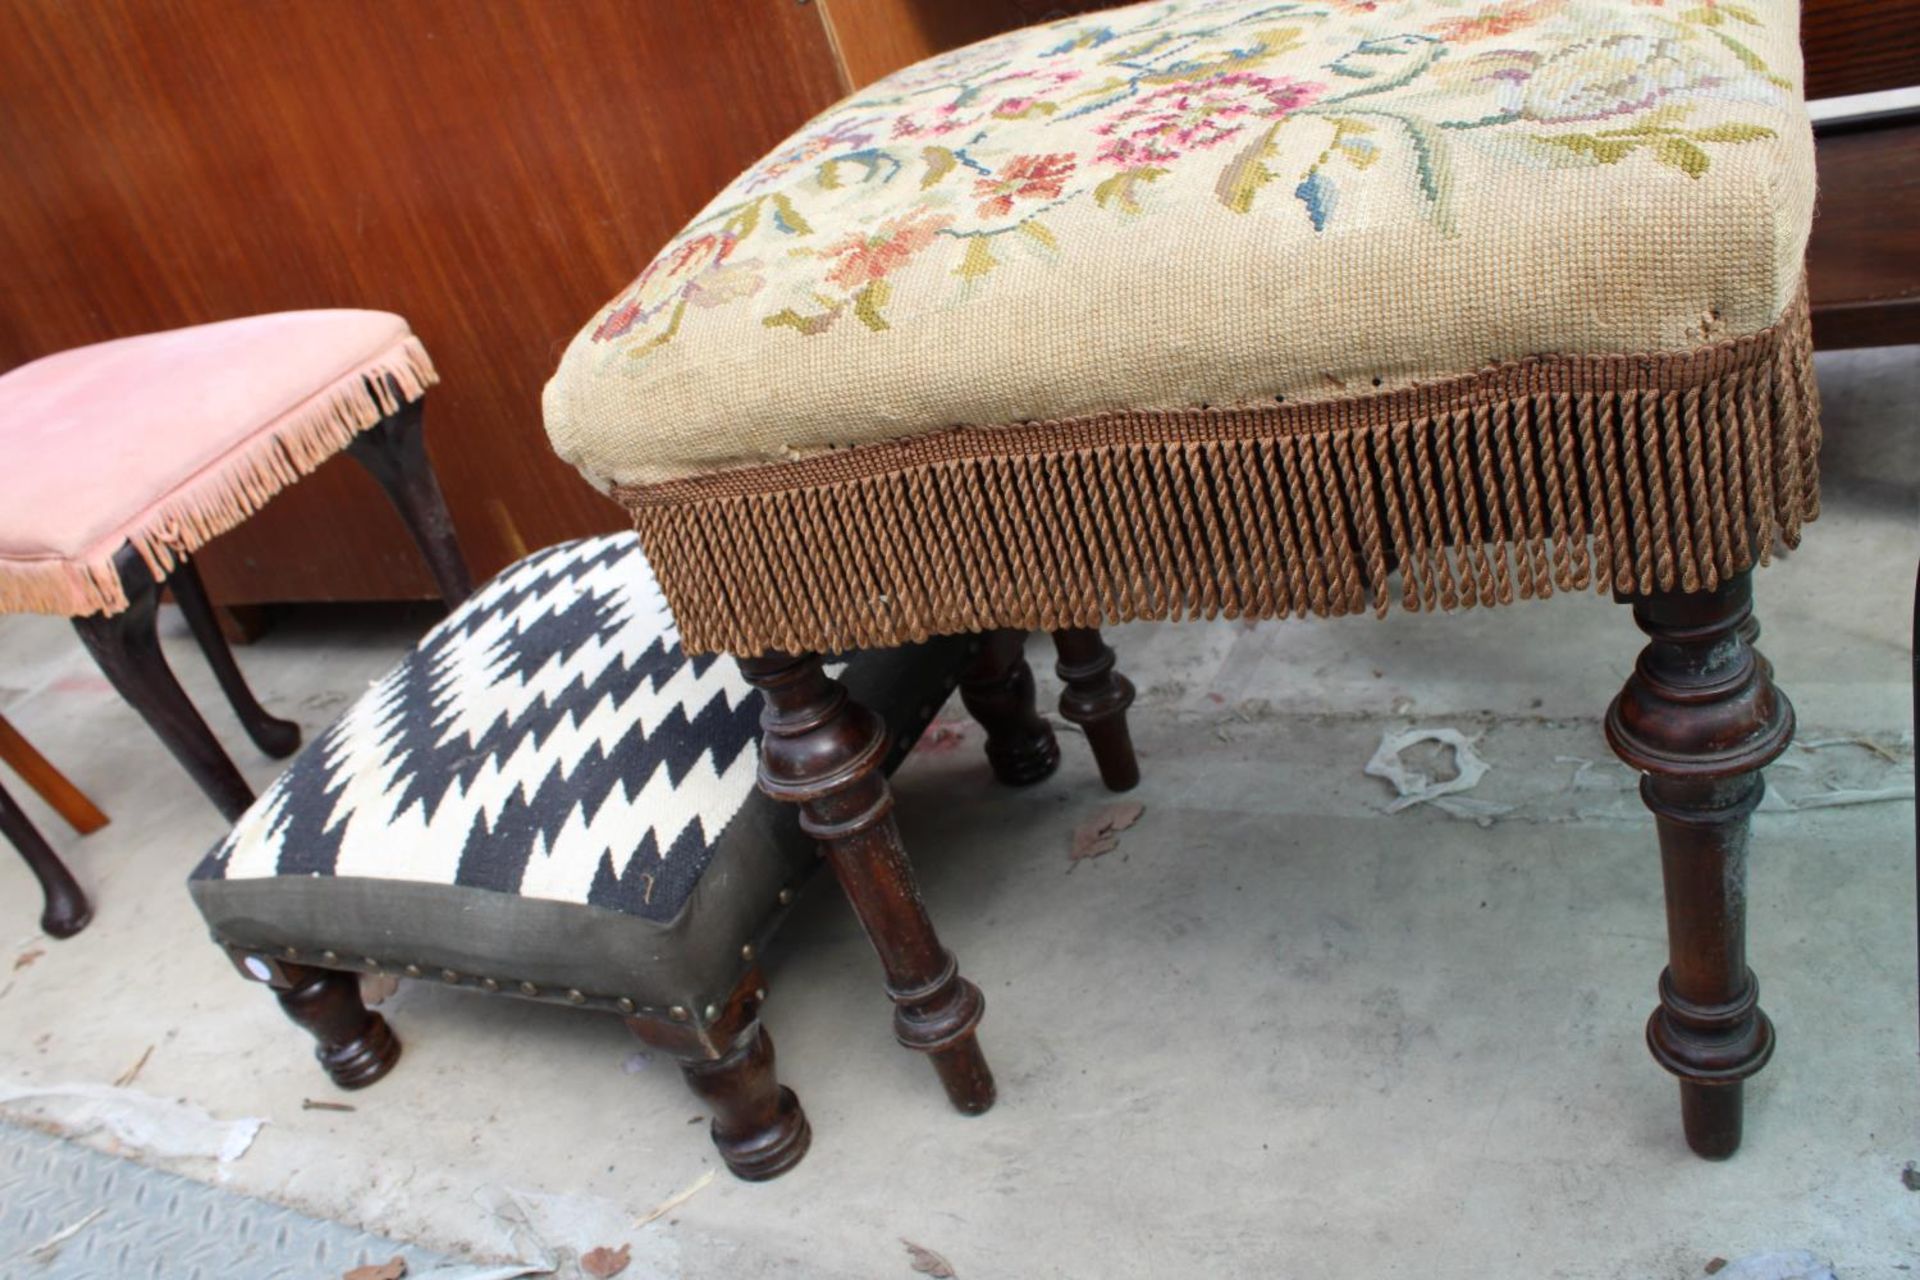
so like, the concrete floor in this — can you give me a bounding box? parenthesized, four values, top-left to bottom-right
(0, 349, 1915, 1278)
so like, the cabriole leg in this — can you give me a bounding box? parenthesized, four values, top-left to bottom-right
(73, 550, 254, 821)
(738, 651, 995, 1115)
(1606, 572, 1791, 1158)
(345, 397, 474, 608)
(170, 559, 301, 759)
(0, 781, 91, 938)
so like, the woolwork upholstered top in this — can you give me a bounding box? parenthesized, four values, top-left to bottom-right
(189, 534, 970, 1012)
(544, 0, 1822, 656)
(0, 311, 436, 618)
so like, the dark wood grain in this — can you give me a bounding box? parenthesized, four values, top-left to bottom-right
(1052, 628, 1141, 793)
(960, 630, 1061, 786)
(1802, 0, 1920, 101)
(0, 1, 846, 604)
(627, 967, 812, 1181)
(1606, 573, 1792, 1159)
(232, 951, 403, 1089)
(1807, 122, 1920, 349)
(740, 650, 996, 1116)
(819, 0, 1123, 89)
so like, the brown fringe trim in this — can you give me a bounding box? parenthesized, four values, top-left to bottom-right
(616, 297, 1821, 656)
(0, 336, 438, 618)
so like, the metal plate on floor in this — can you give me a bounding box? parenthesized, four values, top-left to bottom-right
(0, 1120, 449, 1279)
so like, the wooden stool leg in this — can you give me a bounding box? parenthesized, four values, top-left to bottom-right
(1607, 572, 1791, 1159)
(229, 950, 401, 1089)
(73, 552, 255, 822)
(346, 398, 474, 608)
(0, 781, 91, 938)
(960, 629, 1060, 786)
(0, 714, 107, 835)
(739, 651, 995, 1115)
(628, 970, 810, 1181)
(1051, 627, 1140, 792)
(169, 560, 301, 759)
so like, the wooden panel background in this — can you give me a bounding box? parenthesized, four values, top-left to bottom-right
(1801, 0, 1920, 100)
(0, 0, 846, 603)
(820, 0, 1119, 90)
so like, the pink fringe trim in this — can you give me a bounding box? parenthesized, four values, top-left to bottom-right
(0, 335, 439, 617)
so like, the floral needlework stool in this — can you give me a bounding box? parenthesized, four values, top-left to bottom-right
(189, 533, 985, 1180)
(0, 311, 472, 822)
(542, 1, 1824, 1159)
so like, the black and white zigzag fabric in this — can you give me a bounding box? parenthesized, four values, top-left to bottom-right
(192, 533, 767, 923)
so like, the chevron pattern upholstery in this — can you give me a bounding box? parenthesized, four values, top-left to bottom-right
(189, 533, 972, 1012)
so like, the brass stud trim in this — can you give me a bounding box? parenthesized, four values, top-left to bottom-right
(480, 977, 500, 993)
(442, 969, 460, 984)
(320, 950, 339, 965)
(616, 997, 636, 1014)
(669, 1005, 690, 1022)
(566, 989, 586, 1006)
(519, 981, 539, 997)
(404, 964, 424, 979)
(740, 943, 756, 962)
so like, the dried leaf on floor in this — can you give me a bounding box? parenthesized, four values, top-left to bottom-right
(14, 947, 44, 971)
(902, 1239, 956, 1277)
(1068, 801, 1144, 868)
(633, 1169, 714, 1227)
(112, 1045, 154, 1088)
(581, 1243, 632, 1277)
(342, 1258, 406, 1280)
(302, 1099, 356, 1113)
(1901, 1160, 1919, 1191)
(1706, 1261, 1728, 1276)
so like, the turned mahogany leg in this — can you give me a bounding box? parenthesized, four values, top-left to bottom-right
(228, 950, 401, 1088)
(345, 398, 474, 608)
(627, 969, 810, 1181)
(73, 550, 254, 821)
(169, 560, 300, 759)
(739, 651, 995, 1114)
(960, 629, 1060, 786)
(0, 781, 90, 938)
(1051, 627, 1140, 792)
(1606, 572, 1791, 1159)
(0, 713, 107, 835)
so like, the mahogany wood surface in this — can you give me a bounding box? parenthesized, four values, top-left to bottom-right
(626, 967, 812, 1181)
(1801, 0, 1920, 101)
(239, 952, 403, 1090)
(740, 650, 996, 1115)
(1606, 573, 1793, 1158)
(959, 629, 1062, 787)
(1806, 122, 1920, 349)
(0, 0, 846, 605)
(0, 713, 108, 836)
(1052, 628, 1141, 793)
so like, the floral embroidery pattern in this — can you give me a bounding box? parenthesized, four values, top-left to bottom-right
(591, 0, 1793, 355)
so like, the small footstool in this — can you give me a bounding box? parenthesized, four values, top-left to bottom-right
(0, 310, 472, 822)
(188, 533, 979, 1179)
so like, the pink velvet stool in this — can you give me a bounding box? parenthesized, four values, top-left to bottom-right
(0, 311, 472, 846)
